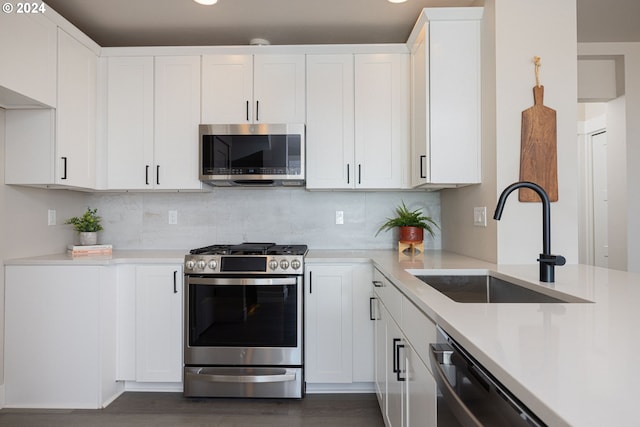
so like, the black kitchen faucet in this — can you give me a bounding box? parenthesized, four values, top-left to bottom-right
(493, 181, 566, 283)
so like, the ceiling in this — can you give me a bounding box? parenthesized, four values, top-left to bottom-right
(43, 0, 640, 48)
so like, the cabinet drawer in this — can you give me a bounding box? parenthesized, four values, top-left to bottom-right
(373, 269, 402, 323)
(402, 297, 437, 370)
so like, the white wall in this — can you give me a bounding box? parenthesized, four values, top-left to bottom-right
(579, 42, 640, 272)
(86, 190, 441, 251)
(443, 0, 579, 266)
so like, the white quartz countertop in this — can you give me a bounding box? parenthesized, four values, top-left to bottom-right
(309, 249, 640, 427)
(4, 250, 188, 265)
(7, 249, 639, 425)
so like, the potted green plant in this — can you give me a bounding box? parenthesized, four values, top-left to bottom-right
(376, 201, 438, 244)
(65, 207, 103, 245)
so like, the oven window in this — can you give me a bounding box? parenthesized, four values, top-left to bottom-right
(188, 284, 297, 348)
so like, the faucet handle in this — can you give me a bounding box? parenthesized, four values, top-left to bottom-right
(538, 254, 566, 266)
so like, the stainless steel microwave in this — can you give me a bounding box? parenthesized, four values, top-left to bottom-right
(199, 123, 305, 187)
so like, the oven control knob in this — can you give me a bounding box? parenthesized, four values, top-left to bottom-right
(185, 260, 196, 270)
(196, 260, 206, 270)
(269, 259, 279, 270)
(291, 259, 301, 270)
(279, 260, 290, 270)
(207, 260, 218, 270)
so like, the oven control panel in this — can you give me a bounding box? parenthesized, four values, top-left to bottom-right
(184, 255, 304, 275)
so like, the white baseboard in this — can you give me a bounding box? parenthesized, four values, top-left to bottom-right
(305, 382, 376, 394)
(123, 381, 183, 392)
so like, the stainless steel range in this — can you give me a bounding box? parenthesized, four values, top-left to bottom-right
(183, 242, 307, 398)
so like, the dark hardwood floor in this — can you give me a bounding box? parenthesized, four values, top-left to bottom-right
(0, 392, 385, 426)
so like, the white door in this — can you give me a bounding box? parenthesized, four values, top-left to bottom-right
(253, 54, 306, 124)
(154, 56, 202, 190)
(136, 265, 183, 382)
(305, 265, 353, 383)
(306, 54, 355, 189)
(201, 54, 253, 123)
(56, 28, 97, 188)
(106, 56, 154, 189)
(592, 131, 608, 268)
(354, 54, 408, 189)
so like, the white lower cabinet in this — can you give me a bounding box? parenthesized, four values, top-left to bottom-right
(4, 265, 120, 409)
(116, 264, 183, 388)
(373, 268, 437, 427)
(304, 262, 374, 390)
(135, 265, 183, 382)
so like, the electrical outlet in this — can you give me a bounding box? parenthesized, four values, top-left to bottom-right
(168, 210, 178, 225)
(335, 210, 344, 225)
(473, 207, 487, 227)
(48, 209, 56, 226)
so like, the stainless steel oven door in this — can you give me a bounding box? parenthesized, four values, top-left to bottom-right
(184, 275, 302, 366)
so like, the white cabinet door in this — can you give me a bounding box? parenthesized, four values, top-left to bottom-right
(352, 262, 375, 382)
(106, 56, 154, 189)
(373, 294, 388, 420)
(4, 265, 118, 409)
(154, 56, 202, 190)
(0, 12, 57, 108)
(305, 264, 353, 383)
(385, 308, 404, 427)
(201, 54, 305, 124)
(201, 54, 253, 124)
(409, 8, 482, 187)
(135, 265, 183, 382)
(57, 28, 97, 188)
(405, 344, 437, 427)
(354, 53, 409, 189)
(305, 54, 355, 189)
(253, 54, 306, 124)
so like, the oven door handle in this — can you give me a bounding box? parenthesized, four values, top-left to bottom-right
(185, 369, 297, 384)
(187, 277, 298, 286)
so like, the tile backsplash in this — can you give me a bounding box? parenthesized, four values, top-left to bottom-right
(88, 188, 441, 250)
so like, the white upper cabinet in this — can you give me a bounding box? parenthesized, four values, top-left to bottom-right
(306, 53, 409, 190)
(105, 55, 201, 190)
(408, 8, 483, 187)
(0, 12, 57, 108)
(106, 56, 154, 190)
(154, 56, 202, 190)
(306, 54, 355, 189)
(57, 28, 98, 189)
(202, 54, 305, 124)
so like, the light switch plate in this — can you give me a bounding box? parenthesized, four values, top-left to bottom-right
(335, 210, 344, 225)
(48, 209, 56, 226)
(168, 210, 178, 225)
(473, 207, 487, 227)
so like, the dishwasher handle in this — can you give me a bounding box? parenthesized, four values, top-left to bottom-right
(429, 343, 483, 427)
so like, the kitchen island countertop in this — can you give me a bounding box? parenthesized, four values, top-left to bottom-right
(309, 249, 640, 427)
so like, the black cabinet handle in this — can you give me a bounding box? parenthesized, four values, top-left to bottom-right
(256, 100, 260, 121)
(396, 344, 406, 382)
(61, 157, 67, 180)
(358, 164, 362, 184)
(369, 297, 376, 320)
(173, 270, 178, 293)
(309, 271, 312, 294)
(246, 100, 249, 121)
(145, 165, 150, 185)
(420, 155, 426, 179)
(392, 338, 401, 373)
(372, 280, 383, 288)
(347, 164, 350, 184)
(156, 165, 160, 185)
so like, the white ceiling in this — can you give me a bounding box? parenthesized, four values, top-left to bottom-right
(43, 0, 640, 48)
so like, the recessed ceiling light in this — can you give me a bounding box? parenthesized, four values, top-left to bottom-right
(388, 0, 407, 3)
(193, 0, 218, 5)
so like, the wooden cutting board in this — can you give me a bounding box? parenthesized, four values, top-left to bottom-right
(519, 85, 558, 202)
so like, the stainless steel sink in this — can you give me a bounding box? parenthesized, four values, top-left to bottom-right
(413, 274, 589, 303)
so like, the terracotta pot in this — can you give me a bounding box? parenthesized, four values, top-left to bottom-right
(399, 226, 423, 244)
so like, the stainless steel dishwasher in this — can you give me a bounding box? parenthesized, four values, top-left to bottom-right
(430, 327, 546, 427)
